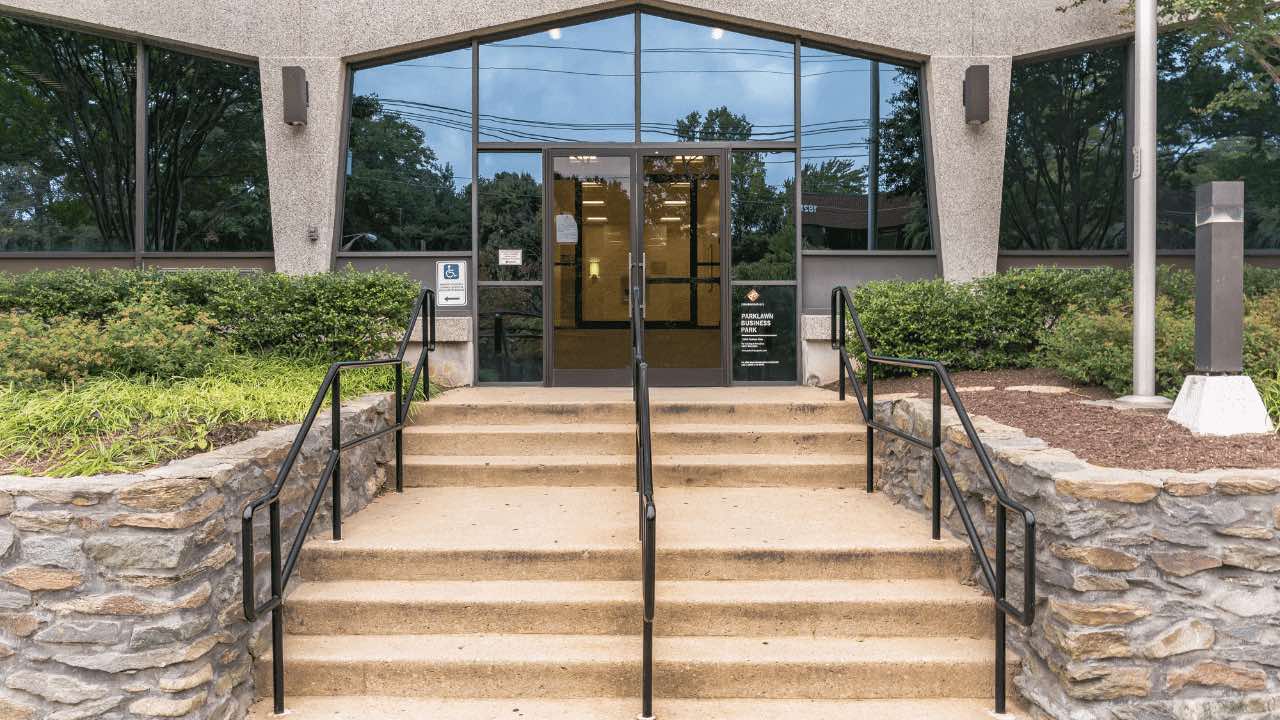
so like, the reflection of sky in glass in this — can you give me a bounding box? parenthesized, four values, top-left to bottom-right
(641, 15, 794, 141)
(480, 15, 634, 143)
(758, 150, 796, 189)
(479, 151, 542, 181)
(352, 47, 472, 190)
(800, 46, 870, 172)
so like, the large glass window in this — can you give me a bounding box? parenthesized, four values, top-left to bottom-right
(0, 17, 135, 252)
(146, 48, 270, 252)
(800, 48, 931, 251)
(1156, 31, 1280, 250)
(480, 16, 634, 143)
(478, 286, 543, 382)
(640, 15, 794, 142)
(1000, 45, 1128, 251)
(731, 150, 794, 280)
(478, 152, 542, 281)
(342, 46, 472, 252)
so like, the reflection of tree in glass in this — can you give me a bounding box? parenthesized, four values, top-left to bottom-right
(147, 48, 271, 252)
(343, 94, 470, 251)
(1156, 31, 1280, 250)
(0, 18, 135, 251)
(678, 107, 796, 281)
(1000, 47, 1127, 251)
(878, 68, 933, 250)
(479, 171, 541, 281)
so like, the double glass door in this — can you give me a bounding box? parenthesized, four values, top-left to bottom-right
(548, 150, 724, 386)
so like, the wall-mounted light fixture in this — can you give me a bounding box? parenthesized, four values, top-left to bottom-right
(282, 66, 309, 126)
(963, 65, 989, 125)
(588, 258, 601, 279)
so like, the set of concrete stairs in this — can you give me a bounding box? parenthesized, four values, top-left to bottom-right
(251, 387, 1007, 719)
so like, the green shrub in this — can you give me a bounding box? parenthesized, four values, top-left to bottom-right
(0, 295, 226, 384)
(1040, 295, 1280, 397)
(0, 267, 422, 363)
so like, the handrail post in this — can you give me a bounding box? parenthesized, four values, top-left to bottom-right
(995, 504, 1008, 714)
(269, 500, 284, 714)
(837, 292, 847, 401)
(394, 362, 404, 493)
(331, 371, 342, 541)
(931, 373, 942, 540)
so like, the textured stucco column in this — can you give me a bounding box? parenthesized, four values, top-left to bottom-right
(924, 56, 1012, 282)
(259, 57, 346, 275)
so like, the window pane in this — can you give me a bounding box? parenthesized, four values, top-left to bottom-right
(800, 47, 870, 251)
(1157, 31, 1280, 250)
(478, 152, 542, 281)
(0, 17, 135, 252)
(343, 47, 472, 252)
(732, 284, 795, 382)
(146, 48, 270, 252)
(731, 150, 794, 281)
(480, 15, 634, 142)
(1000, 46, 1126, 251)
(876, 63, 932, 250)
(641, 14, 793, 142)
(478, 286, 543, 382)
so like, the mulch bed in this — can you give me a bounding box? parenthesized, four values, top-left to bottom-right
(864, 368, 1280, 472)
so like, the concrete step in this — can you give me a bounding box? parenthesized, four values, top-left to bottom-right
(403, 423, 865, 456)
(401, 453, 868, 488)
(285, 579, 991, 638)
(297, 487, 971, 582)
(258, 634, 998, 700)
(412, 398, 860, 426)
(251, 696, 1016, 719)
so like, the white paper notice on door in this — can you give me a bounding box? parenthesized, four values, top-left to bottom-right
(555, 213, 579, 244)
(497, 249, 522, 266)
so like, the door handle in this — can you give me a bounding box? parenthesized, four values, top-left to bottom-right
(640, 252, 647, 318)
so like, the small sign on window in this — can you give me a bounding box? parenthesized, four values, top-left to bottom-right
(498, 249, 522, 266)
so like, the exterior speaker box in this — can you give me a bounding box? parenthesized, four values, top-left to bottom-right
(282, 66, 308, 126)
(963, 65, 989, 124)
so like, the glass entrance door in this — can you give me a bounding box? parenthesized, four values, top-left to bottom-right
(549, 153, 635, 385)
(641, 153, 723, 385)
(547, 149, 726, 386)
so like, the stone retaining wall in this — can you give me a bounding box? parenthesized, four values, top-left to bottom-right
(0, 393, 394, 720)
(875, 396, 1280, 720)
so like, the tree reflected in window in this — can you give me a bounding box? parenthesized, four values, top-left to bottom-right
(146, 48, 270, 252)
(0, 17, 135, 251)
(1000, 46, 1127, 251)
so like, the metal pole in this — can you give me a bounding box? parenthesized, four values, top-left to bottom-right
(269, 501, 285, 714)
(866, 366, 875, 494)
(331, 373, 342, 541)
(395, 362, 404, 493)
(995, 504, 1008, 714)
(1129, 0, 1159, 400)
(867, 61, 880, 251)
(931, 373, 941, 540)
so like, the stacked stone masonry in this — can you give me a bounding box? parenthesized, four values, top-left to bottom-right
(874, 396, 1280, 720)
(0, 394, 394, 720)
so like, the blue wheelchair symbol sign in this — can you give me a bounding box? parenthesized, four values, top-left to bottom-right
(442, 263, 460, 280)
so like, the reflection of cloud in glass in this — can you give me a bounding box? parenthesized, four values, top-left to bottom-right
(481, 15, 635, 143)
(641, 14, 794, 141)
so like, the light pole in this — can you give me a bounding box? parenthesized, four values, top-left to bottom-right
(1118, 0, 1172, 409)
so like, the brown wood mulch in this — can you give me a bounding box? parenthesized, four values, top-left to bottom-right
(868, 368, 1280, 472)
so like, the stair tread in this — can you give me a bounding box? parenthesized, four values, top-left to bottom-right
(251, 696, 1016, 719)
(289, 578, 987, 605)
(278, 633, 994, 664)
(303, 487, 968, 553)
(403, 454, 866, 466)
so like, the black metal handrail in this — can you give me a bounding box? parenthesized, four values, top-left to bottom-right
(241, 288, 436, 715)
(630, 284, 657, 720)
(830, 286, 1036, 714)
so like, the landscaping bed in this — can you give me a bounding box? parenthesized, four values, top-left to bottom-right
(874, 368, 1280, 471)
(0, 268, 428, 477)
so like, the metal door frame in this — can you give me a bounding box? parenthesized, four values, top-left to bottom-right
(543, 145, 730, 387)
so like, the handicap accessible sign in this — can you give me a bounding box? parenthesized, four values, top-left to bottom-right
(435, 261, 467, 307)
